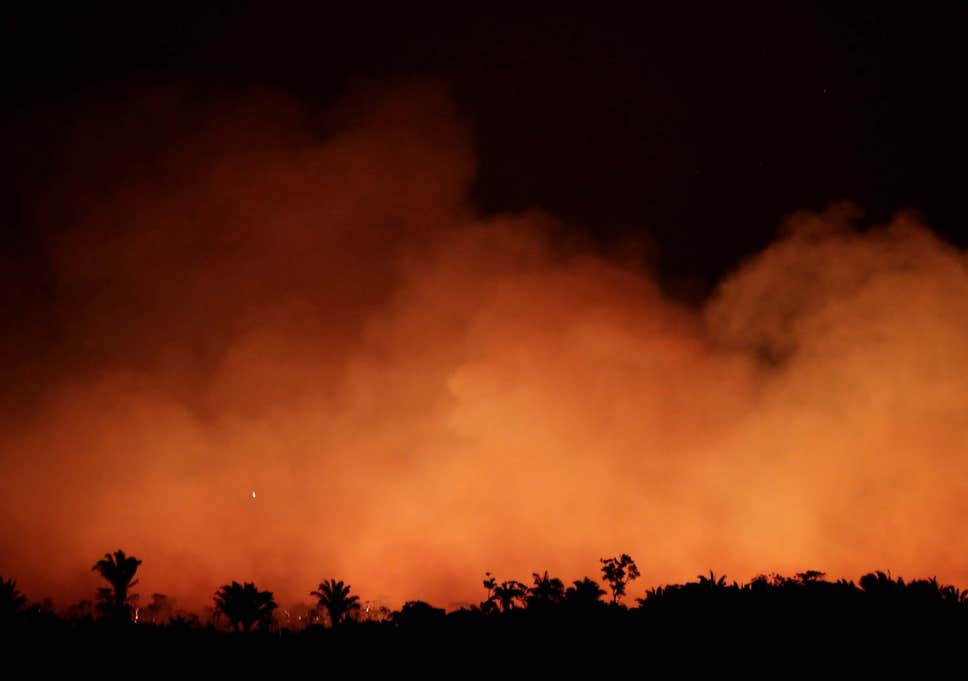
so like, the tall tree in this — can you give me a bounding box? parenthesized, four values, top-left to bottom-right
(526, 571, 565, 609)
(600, 554, 640, 604)
(311, 579, 360, 626)
(491, 580, 528, 613)
(213, 581, 277, 632)
(92, 549, 142, 621)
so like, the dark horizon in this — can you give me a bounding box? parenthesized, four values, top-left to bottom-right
(5, 547, 968, 625)
(7, 552, 967, 673)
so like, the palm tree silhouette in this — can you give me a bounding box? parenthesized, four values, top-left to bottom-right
(311, 579, 360, 626)
(860, 571, 899, 598)
(1, 577, 27, 624)
(527, 571, 565, 609)
(697, 570, 728, 590)
(939, 583, 966, 604)
(492, 580, 528, 612)
(213, 581, 278, 632)
(92, 549, 142, 621)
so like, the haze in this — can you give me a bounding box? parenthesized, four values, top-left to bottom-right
(2, 81, 966, 610)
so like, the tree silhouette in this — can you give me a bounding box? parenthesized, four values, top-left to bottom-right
(564, 577, 607, 608)
(481, 572, 499, 614)
(64, 599, 97, 625)
(796, 570, 827, 583)
(526, 571, 565, 609)
(391, 600, 446, 627)
(491, 580, 528, 612)
(92, 549, 142, 621)
(311, 579, 360, 626)
(860, 571, 901, 599)
(144, 593, 176, 624)
(5, 560, 968, 650)
(600, 554, 640, 604)
(1, 577, 27, 625)
(483, 572, 497, 599)
(697, 570, 728, 590)
(939, 583, 967, 605)
(213, 581, 277, 632)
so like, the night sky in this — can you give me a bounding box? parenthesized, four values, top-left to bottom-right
(4, 4, 963, 290)
(1, 4, 966, 609)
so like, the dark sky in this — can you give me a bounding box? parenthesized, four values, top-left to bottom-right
(2, 3, 964, 294)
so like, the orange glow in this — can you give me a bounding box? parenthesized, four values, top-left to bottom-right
(2, 82, 967, 611)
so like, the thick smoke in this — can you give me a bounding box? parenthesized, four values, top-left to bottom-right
(2, 82, 966, 611)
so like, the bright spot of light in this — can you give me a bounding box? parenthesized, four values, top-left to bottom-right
(251, 490, 257, 499)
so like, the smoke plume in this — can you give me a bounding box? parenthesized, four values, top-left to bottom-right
(2, 81, 966, 610)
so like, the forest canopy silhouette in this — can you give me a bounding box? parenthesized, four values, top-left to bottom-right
(4, 549, 967, 664)
(1, 80, 968, 612)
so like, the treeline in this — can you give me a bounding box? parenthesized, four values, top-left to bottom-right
(3, 549, 968, 637)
